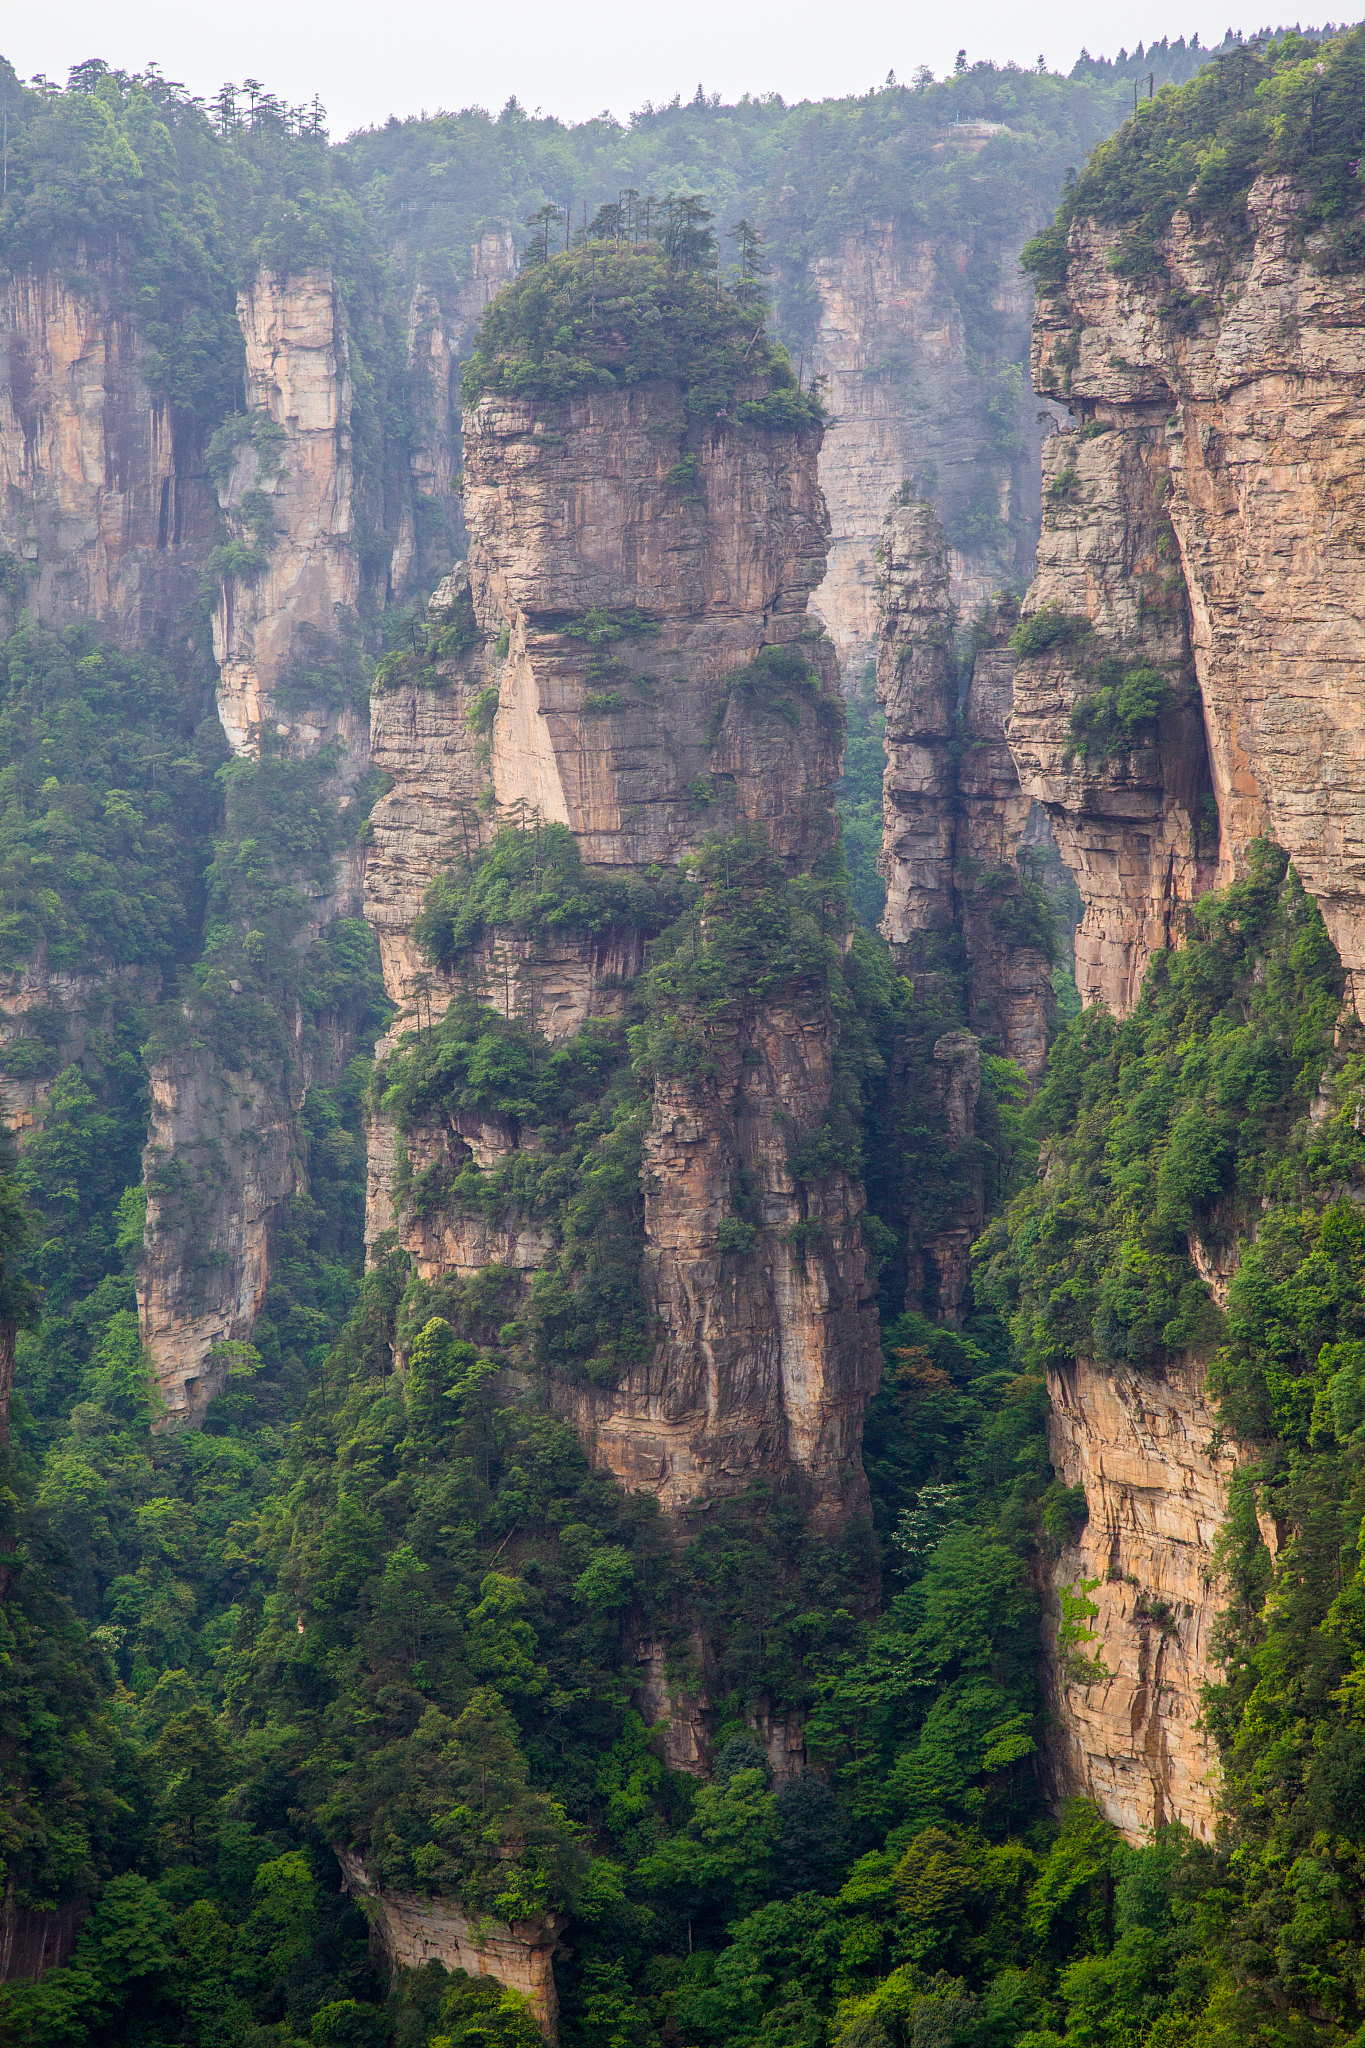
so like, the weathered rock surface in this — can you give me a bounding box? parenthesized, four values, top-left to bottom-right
(0, 265, 217, 639)
(365, 378, 880, 1526)
(804, 190, 1060, 684)
(210, 266, 365, 761)
(1015, 170, 1365, 1838)
(1043, 1356, 1245, 1842)
(139, 264, 372, 1419)
(1008, 407, 1215, 1014)
(336, 1850, 561, 2039)
(876, 501, 1054, 1078)
(1016, 171, 1365, 1012)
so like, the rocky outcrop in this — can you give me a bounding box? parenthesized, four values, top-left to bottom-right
(365, 377, 880, 1526)
(0, 265, 217, 640)
(1042, 1356, 1245, 1841)
(804, 189, 1061, 685)
(393, 230, 518, 588)
(1013, 165, 1365, 1839)
(336, 1850, 561, 2039)
(1014, 171, 1365, 1014)
(210, 267, 365, 761)
(876, 503, 959, 950)
(875, 501, 1054, 1078)
(1007, 406, 1215, 1014)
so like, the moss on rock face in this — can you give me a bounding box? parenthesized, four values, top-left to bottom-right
(460, 243, 823, 423)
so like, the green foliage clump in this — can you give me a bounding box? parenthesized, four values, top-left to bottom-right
(1023, 26, 1365, 287)
(979, 842, 1341, 1378)
(411, 822, 682, 972)
(173, 746, 389, 1075)
(0, 624, 222, 971)
(461, 243, 822, 424)
(835, 662, 887, 931)
(708, 642, 842, 747)
(1067, 662, 1173, 759)
(1008, 608, 1093, 660)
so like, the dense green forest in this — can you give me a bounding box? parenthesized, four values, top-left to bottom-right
(0, 22, 1363, 2048)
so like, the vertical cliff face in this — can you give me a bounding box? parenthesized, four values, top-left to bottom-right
(211, 267, 364, 761)
(1012, 163, 1365, 1839)
(1008, 369, 1216, 1013)
(1014, 172, 1365, 1014)
(139, 264, 374, 1422)
(875, 500, 1053, 1079)
(337, 1852, 561, 2039)
(804, 194, 1057, 685)
(365, 375, 880, 1525)
(394, 230, 518, 589)
(0, 264, 218, 640)
(1043, 1357, 1242, 1841)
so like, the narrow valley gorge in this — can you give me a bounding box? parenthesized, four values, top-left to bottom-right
(2, 28, 1365, 2048)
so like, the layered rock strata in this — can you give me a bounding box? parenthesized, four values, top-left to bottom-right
(138, 263, 375, 1422)
(337, 1851, 561, 2039)
(210, 267, 366, 761)
(1014, 167, 1365, 1839)
(1007, 408, 1216, 1013)
(365, 377, 880, 1526)
(1013, 171, 1365, 1014)
(1043, 1356, 1245, 1841)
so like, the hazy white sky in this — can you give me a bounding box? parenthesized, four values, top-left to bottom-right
(1, 2, 1291, 136)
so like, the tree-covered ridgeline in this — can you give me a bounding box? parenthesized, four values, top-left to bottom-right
(1022, 20, 1365, 287)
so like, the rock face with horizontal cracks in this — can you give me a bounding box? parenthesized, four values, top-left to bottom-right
(1043, 1356, 1248, 1842)
(875, 501, 1054, 1079)
(464, 382, 837, 870)
(0, 263, 218, 640)
(336, 1851, 561, 2040)
(1009, 386, 1216, 1015)
(876, 503, 959, 948)
(392, 230, 517, 588)
(1014, 168, 1365, 1841)
(1016, 171, 1365, 1013)
(366, 378, 880, 1527)
(803, 192, 1059, 684)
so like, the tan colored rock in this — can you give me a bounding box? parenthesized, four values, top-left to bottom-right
(1018, 172, 1365, 1011)
(1043, 1356, 1247, 1842)
(463, 382, 838, 871)
(959, 621, 1054, 1080)
(210, 267, 365, 762)
(140, 266, 372, 1418)
(393, 230, 517, 588)
(876, 503, 959, 947)
(336, 1850, 561, 2039)
(561, 1002, 879, 1527)
(876, 502, 1054, 1078)
(0, 266, 217, 640)
(366, 377, 880, 1529)
(1008, 405, 1216, 1013)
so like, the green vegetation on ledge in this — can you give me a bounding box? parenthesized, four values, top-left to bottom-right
(1023, 23, 1365, 287)
(461, 240, 822, 424)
